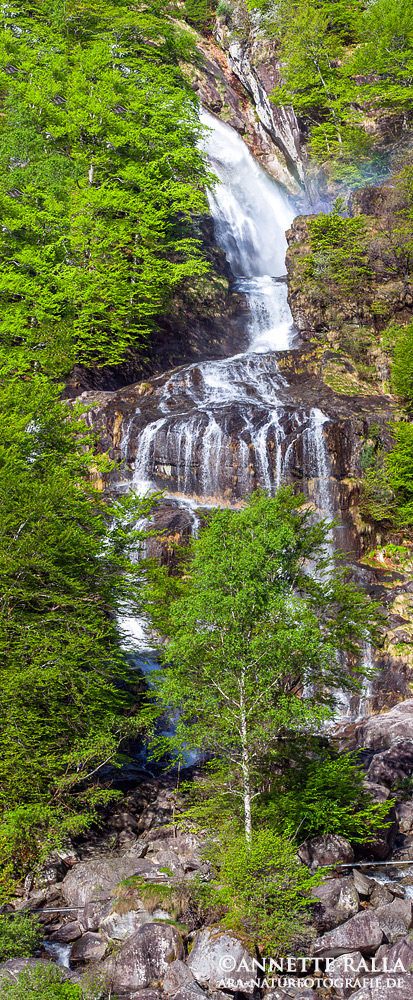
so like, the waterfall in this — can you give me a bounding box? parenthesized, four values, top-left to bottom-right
(120, 111, 335, 511)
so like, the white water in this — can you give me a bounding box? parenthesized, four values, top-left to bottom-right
(124, 113, 336, 506)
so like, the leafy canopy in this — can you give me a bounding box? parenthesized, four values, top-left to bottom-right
(0, 0, 211, 375)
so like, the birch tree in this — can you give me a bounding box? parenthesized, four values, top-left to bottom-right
(146, 489, 380, 844)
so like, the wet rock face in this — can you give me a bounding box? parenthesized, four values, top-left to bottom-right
(83, 347, 392, 558)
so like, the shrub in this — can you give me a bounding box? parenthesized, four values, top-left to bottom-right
(257, 753, 394, 843)
(0, 914, 40, 962)
(197, 828, 321, 951)
(0, 964, 84, 998)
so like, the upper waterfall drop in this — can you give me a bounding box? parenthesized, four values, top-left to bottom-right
(200, 109, 296, 353)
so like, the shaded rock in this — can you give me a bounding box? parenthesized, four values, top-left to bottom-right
(313, 909, 383, 956)
(35, 860, 66, 889)
(70, 931, 107, 964)
(375, 898, 412, 943)
(311, 877, 359, 931)
(357, 701, 413, 751)
(396, 801, 413, 834)
(299, 835, 354, 869)
(49, 920, 82, 943)
(105, 923, 184, 990)
(62, 855, 156, 907)
(388, 883, 406, 899)
(363, 781, 391, 802)
(367, 742, 413, 788)
(187, 928, 256, 995)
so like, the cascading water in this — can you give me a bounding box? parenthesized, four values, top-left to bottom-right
(122, 110, 334, 508)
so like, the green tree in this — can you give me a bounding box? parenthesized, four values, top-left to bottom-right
(146, 489, 380, 843)
(0, 0, 211, 376)
(0, 376, 153, 874)
(304, 199, 372, 304)
(0, 914, 40, 962)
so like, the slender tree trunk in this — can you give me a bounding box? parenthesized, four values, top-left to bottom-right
(240, 675, 252, 845)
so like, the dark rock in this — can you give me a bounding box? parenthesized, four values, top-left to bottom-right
(367, 742, 413, 788)
(104, 923, 184, 990)
(70, 931, 107, 964)
(299, 834, 354, 869)
(313, 909, 383, 956)
(311, 877, 359, 931)
(153, 849, 185, 877)
(49, 920, 83, 943)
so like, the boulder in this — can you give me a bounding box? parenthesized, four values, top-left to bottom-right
(369, 883, 394, 908)
(62, 855, 156, 907)
(311, 877, 359, 931)
(367, 742, 413, 788)
(357, 700, 413, 751)
(100, 904, 171, 941)
(129, 992, 162, 1000)
(396, 801, 413, 834)
(187, 927, 256, 995)
(375, 898, 412, 944)
(106, 923, 184, 990)
(352, 870, 374, 897)
(70, 931, 107, 964)
(298, 834, 354, 869)
(49, 920, 83, 943)
(313, 909, 383, 957)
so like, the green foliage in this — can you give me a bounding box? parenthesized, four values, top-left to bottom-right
(392, 321, 413, 405)
(0, 0, 211, 375)
(386, 420, 413, 526)
(0, 914, 40, 962)
(305, 200, 372, 299)
(0, 376, 153, 872)
(184, 0, 213, 26)
(145, 489, 380, 841)
(256, 752, 394, 842)
(196, 828, 321, 951)
(0, 964, 86, 999)
(264, 0, 412, 176)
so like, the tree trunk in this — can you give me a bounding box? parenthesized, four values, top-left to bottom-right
(240, 678, 252, 845)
